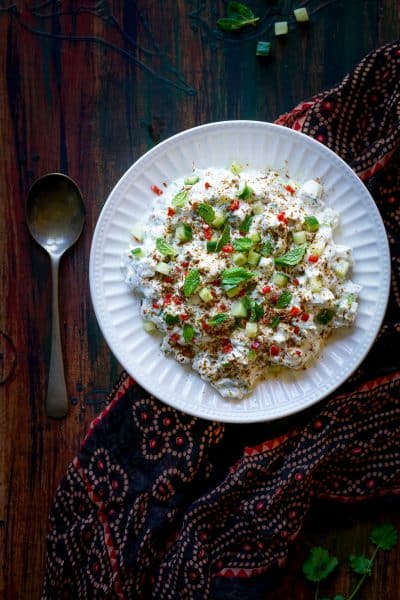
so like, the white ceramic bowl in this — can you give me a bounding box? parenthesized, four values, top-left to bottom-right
(89, 121, 390, 423)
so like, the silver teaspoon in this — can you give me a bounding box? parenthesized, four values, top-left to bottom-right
(26, 173, 85, 418)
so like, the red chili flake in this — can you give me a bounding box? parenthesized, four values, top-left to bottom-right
(163, 277, 173, 284)
(151, 185, 163, 196)
(163, 293, 173, 305)
(270, 345, 280, 356)
(210, 288, 218, 298)
(152, 302, 160, 309)
(204, 181, 211, 189)
(262, 285, 271, 295)
(170, 333, 180, 343)
(238, 289, 246, 297)
(222, 243, 234, 253)
(202, 322, 210, 331)
(182, 261, 189, 267)
(270, 293, 278, 304)
(293, 326, 300, 335)
(295, 350, 302, 356)
(180, 314, 189, 321)
(222, 342, 233, 354)
(228, 199, 240, 211)
(290, 306, 301, 317)
(173, 297, 182, 305)
(292, 278, 299, 286)
(212, 279, 221, 286)
(251, 341, 260, 349)
(308, 255, 319, 263)
(301, 313, 310, 322)
(285, 184, 295, 194)
(167, 207, 176, 217)
(277, 211, 288, 224)
(219, 303, 227, 311)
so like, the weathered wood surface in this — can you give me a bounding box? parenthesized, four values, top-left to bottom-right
(0, 1, 399, 598)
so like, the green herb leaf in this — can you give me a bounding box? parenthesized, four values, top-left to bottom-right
(130, 248, 143, 257)
(270, 316, 280, 329)
(238, 184, 254, 200)
(206, 240, 218, 253)
(349, 555, 372, 576)
(276, 290, 292, 308)
(183, 269, 201, 297)
(163, 313, 180, 326)
(249, 301, 264, 322)
(233, 237, 254, 252)
(370, 523, 398, 550)
(227, 1, 254, 19)
(184, 175, 199, 185)
(315, 308, 335, 325)
(208, 313, 229, 326)
(239, 214, 253, 234)
(183, 323, 195, 343)
(172, 190, 189, 208)
(215, 223, 231, 252)
(221, 267, 255, 290)
(197, 203, 216, 224)
(302, 547, 339, 583)
(274, 244, 307, 267)
(260, 238, 274, 257)
(217, 17, 245, 31)
(156, 238, 178, 257)
(304, 215, 320, 232)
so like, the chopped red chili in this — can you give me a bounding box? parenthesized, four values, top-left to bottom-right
(167, 207, 176, 217)
(222, 243, 234, 253)
(289, 306, 301, 317)
(292, 278, 299, 286)
(270, 345, 280, 356)
(182, 261, 189, 268)
(152, 302, 160, 309)
(228, 199, 240, 211)
(222, 342, 233, 354)
(277, 211, 288, 224)
(180, 314, 189, 321)
(285, 185, 295, 194)
(308, 255, 319, 263)
(301, 313, 310, 322)
(163, 277, 173, 284)
(163, 293, 173, 305)
(270, 293, 278, 304)
(204, 181, 211, 189)
(262, 285, 271, 295)
(293, 326, 300, 335)
(169, 333, 180, 343)
(151, 185, 163, 196)
(173, 297, 182, 305)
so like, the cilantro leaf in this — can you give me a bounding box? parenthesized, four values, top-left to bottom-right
(215, 224, 231, 252)
(233, 237, 254, 252)
(156, 238, 178, 257)
(276, 290, 292, 308)
(221, 267, 255, 290)
(274, 244, 307, 267)
(197, 203, 215, 224)
(370, 523, 398, 550)
(183, 323, 195, 343)
(302, 547, 338, 582)
(349, 555, 372, 576)
(183, 269, 201, 297)
(172, 190, 188, 208)
(208, 313, 229, 326)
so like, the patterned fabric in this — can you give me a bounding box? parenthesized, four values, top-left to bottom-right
(43, 41, 400, 600)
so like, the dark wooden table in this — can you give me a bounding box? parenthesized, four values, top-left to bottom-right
(1, 1, 399, 598)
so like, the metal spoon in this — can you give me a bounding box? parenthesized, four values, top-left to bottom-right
(26, 173, 85, 418)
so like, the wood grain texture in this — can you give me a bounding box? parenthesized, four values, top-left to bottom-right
(0, 1, 399, 598)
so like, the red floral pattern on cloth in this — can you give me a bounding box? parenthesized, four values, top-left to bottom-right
(43, 41, 400, 600)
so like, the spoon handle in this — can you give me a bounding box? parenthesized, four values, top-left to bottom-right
(46, 255, 68, 418)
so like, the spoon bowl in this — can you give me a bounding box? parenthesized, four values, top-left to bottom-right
(26, 173, 85, 418)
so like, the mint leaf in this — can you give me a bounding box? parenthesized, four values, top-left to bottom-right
(156, 238, 178, 257)
(370, 523, 398, 550)
(197, 203, 215, 225)
(249, 300, 264, 322)
(215, 223, 231, 252)
(304, 215, 319, 232)
(221, 267, 254, 290)
(172, 190, 188, 208)
(260, 239, 274, 257)
(349, 555, 372, 576)
(233, 237, 253, 252)
(183, 323, 195, 343)
(208, 313, 229, 326)
(239, 214, 253, 234)
(163, 313, 180, 326)
(227, 1, 254, 20)
(183, 269, 201, 297)
(238, 184, 254, 200)
(274, 244, 307, 267)
(276, 290, 292, 308)
(269, 316, 280, 329)
(315, 308, 335, 325)
(302, 547, 338, 582)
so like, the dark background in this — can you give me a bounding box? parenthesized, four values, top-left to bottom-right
(0, 1, 399, 597)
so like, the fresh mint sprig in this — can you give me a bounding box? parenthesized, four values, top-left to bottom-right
(217, 1, 259, 32)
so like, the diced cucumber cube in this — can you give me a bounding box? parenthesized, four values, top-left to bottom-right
(226, 286, 243, 298)
(232, 252, 248, 267)
(143, 321, 157, 334)
(309, 275, 323, 292)
(247, 250, 261, 266)
(245, 322, 258, 338)
(131, 223, 145, 242)
(175, 223, 193, 243)
(275, 21, 288, 36)
(292, 230, 307, 245)
(212, 210, 226, 229)
(249, 232, 262, 243)
(294, 7, 309, 22)
(155, 262, 171, 275)
(272, 272, 290, 287)
(230, 162, 242, 175)
(309, 239, 326, 256)
(303, 216, 320, 232)
(184, 175, 200, 185)
(252, 202, 264, 215)
(199, 287, 213, 303)
(231, 299, 248, 318)
(130, 248, 144, 259)
(334, 259, 350, 279)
